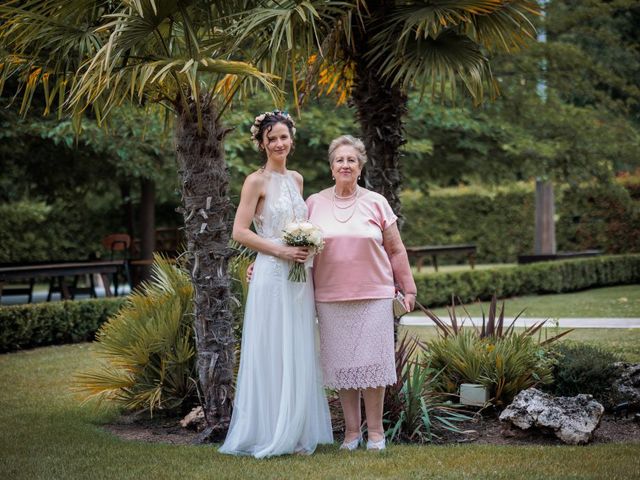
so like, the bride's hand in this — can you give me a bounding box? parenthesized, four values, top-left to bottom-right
(278, 246, 310, 263)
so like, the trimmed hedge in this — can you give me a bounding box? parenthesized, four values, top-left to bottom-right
(0, 298, 125, 353)
(401, 188, 535, 264)
(401, 182, 640, 263)
(415, 254, 640, 307)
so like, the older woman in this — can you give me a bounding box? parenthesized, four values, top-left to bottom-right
(306, 135, 416, 451)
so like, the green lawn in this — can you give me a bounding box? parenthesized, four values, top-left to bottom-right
(1, 343, 639, 480)
(418, 285, 640, 318)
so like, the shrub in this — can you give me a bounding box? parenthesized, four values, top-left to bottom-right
(74, 257, 196, 415)
(414, 254, 640, 307)
(383, 334, 471, 443)
(0, 297, 125, 352)
(426, 330, 556, 407)
(420, 297, 566, 407)
(547, 343, 623, 408)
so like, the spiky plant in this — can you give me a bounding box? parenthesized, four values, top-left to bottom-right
(384, 334, 471, 443)
(74, 255, 196, 415)
(418, 294, 573, 343)
(419, 295, 570, 406)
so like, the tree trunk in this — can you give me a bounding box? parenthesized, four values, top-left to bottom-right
(350, 1, 408, 225)
(138, 177, 156, 282)
(119, 181, 135, 243)
(175, 95, 235, 442)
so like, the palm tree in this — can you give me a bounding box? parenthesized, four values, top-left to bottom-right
(0, 0, 278, 440)
(236, 1, 539, 218)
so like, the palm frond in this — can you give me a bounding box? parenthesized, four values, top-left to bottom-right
(465, 1, 539, 52)
(74, 256, 198, 414)
(0, 0, 109, 115)
(369, 28, 495, 102)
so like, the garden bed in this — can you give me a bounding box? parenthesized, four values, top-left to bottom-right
(101, 411, 640, 447)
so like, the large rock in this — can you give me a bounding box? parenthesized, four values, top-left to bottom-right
(180, 406, 206, 432)
(499, 388, 604, 445)
(612, 362, 640, 409)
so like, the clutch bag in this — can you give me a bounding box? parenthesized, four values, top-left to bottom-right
(393, 291, 408, 317)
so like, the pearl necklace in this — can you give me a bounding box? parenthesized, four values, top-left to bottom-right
(332, 186, 359, 223)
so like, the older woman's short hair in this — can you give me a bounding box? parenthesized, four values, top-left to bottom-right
(328, 135, 368, 168)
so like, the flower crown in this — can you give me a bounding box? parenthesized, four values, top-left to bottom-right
(250, 110, 296, 148)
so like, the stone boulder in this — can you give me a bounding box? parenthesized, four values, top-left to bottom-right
(612, 362, 640, 409)
(499, 388, 604, 445)
(180, 406, 206, 432)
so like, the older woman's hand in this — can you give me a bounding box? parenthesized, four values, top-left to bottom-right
(403, 293, 416, 312)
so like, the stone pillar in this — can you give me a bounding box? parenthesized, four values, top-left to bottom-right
(534, 179, 556, 255)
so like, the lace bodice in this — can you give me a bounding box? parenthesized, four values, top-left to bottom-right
(253, 171, 308, 240)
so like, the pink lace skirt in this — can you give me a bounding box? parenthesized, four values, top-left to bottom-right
(316, 299, 396, 390)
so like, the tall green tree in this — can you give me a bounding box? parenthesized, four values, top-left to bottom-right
(0, 0, 277, 440)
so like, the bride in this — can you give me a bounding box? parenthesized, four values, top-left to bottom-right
(218, 111, 333, 458)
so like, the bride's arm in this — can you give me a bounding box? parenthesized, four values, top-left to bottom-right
(291, 170, 304, 195)
(232, 174, 309, 262)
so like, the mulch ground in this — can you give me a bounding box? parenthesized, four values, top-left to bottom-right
(103, 412, 640, 447)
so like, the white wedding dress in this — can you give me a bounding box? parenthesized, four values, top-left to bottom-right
(219, 171, 333, 458)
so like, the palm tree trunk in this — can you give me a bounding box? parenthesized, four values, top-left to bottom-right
(175, 95, 235, 442)
(351, 1, 408, 225)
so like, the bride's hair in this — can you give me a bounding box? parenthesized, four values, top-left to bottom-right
(250, 111, 296, 158)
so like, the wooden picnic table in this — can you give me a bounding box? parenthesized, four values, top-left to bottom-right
(405, 244, 477, 272)
(0, 260, 129, 302)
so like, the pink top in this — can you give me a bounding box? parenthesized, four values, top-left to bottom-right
(307, 188, 398, 302)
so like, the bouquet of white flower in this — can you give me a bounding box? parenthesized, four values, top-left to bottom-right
(282, 221, 324, 282)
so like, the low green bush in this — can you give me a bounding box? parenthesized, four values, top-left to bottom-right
(74, 257, 196, 414)
(415, 254, 640, 307)
(426, 329, 555, 407)
(0, 297, 125, 353)
(547, 343, 623, 408)
(421, 296, 565, 407)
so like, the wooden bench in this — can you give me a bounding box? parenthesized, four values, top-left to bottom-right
(0, 260, 128, 303)
(405, 244, 477, 272)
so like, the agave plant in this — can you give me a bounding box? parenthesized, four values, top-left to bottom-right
(418, 295, 571, 406)
(418, 294, 573, 344)
(74, 255, 196, 415)
(384, 334, 472, 443)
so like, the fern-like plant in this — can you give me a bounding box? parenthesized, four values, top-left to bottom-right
(74, 255, 196, 415)
(384, 334, 471, 443)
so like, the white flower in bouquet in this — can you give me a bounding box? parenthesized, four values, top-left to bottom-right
(282, 221, 324, 282)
